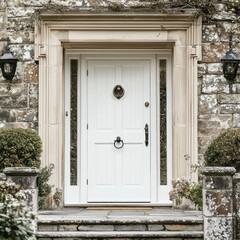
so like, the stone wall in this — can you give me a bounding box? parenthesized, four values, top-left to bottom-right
(0, 0, 38, 130)
(198, 2, 240, 162)
(0, 1, 239, 175)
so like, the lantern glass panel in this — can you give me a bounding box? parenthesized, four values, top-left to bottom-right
(4, 63, 12, 73)
(226, 62, 238, 74)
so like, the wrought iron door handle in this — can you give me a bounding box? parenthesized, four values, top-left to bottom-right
(114, 136, 124, 149)
(144, 124, 149, 147)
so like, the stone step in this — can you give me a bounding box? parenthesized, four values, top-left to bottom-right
(38, 217, 203, 232)
(37, 209, 203, 239)
(36, 230, 204, 239)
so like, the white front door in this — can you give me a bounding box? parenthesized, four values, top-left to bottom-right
(87, 59, 151, 202)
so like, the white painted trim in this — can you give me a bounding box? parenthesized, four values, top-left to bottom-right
(80, 55, 88, 203)
(64, 55, 81, 204)
(81, 52, 156, 203)
(156, 54, 173, 204)
(65, 50, 172, 205)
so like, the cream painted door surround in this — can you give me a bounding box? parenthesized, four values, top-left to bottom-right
(35, 13, 202, 206)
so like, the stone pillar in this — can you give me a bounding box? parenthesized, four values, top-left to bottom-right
(233, 173, 240, 240)
(4, 167, 39, 212)
(202, 167, 236, 240)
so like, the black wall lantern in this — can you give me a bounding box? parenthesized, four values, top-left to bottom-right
(221, 35, 240, 81)
(0, 46, 18, 82)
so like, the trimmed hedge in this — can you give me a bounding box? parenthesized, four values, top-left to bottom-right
(204, 129, 240, 171)
(0, 128, 42, 171)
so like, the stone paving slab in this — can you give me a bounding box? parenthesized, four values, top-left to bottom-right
(38, 208, 203, 224)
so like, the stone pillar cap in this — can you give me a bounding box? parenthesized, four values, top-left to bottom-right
(4, 167, 40, 176)
(202, 166, 236, 175)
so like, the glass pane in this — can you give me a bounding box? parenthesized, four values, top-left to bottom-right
(70, 59, 78, 185)
(160, 60, 167, 185)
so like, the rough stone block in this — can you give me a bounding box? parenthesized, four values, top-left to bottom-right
(17, 109, 38, 123)
(203, 189, 233, 217)
(232, 84, 240, 94)
(0, 173, 6, 180)
(203, 176, 233, 190)
(9, 44, 34, 62)
(0, 0, 6, 9)
(207, 63, 222, 74)
(219, 94, 240, 104)
(166, 224, 192, 231)
(236, 217, 240, 239)
(233, 174, 240, 217)
(233, 173, 240, 191)
(114, 224, 146, 231)
(9, 31, 34, 44)
(233, 114, 240, 128)
(164, 224, 202, 231)
(49, 0, 84, 6)
(202, 43, 228, 63)
(204, 217, 233, 240)
(24, 63, 39, 83)
(0, 94, 28, 108)
(198, 114, 232, 135)
(38, 224, 58, 231)
(29, 84, 38, 108)
(147, 224, 165, 231)
(197, 63, 207, 77)
(77, 224, 114, 231)
(234, 192, 240, 217)
(0, 109, 17, 122)
(198, 95, 218, 114)
(58, 224, 78, 231)
(220, 104, 240, 114)
(202, 25, 220, 42)
(19, 0, 49, 6)
(7, 7, 35, 18)
(202, 75, 229, 94)
(8, 17, 34, 31)
(7, 175, 37, 188)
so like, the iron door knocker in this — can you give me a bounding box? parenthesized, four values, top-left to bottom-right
(114, 136, 124, 149)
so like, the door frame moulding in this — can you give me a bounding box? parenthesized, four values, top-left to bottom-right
(35, 13, 202, 205)
(65, 50, 171, 205)
(83, 53, 153, 203)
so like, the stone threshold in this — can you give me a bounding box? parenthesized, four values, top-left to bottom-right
(38, 208, 203, 224)
(38, 216, 203, 225)
(36, 230, 204, 238)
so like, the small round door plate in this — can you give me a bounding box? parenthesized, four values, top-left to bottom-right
(113, 85, 125, 99)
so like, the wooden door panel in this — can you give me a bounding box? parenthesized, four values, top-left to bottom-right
(88, 59, 150, 202)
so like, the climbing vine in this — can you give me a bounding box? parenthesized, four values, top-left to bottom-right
(32, 0, 240, 24)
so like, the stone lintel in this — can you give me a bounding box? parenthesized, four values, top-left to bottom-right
(202, 167, 236, 176)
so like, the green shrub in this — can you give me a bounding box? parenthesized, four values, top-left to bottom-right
(0, 128, 42, 171)
(38, 164, 54, 209)
(204, 129, 240, 171)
